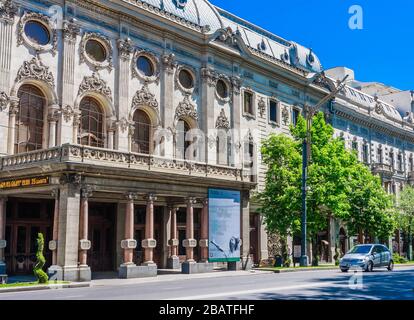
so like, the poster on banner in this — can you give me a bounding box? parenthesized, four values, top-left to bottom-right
(208, 188, 241, 262)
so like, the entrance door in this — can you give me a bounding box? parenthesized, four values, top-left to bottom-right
(88, 203, 116, 272)
(249, 213, 259, 264)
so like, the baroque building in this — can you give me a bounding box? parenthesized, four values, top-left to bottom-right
(0, 0, 411, 280)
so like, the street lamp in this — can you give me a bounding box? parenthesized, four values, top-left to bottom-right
(299, 72, 349, 267)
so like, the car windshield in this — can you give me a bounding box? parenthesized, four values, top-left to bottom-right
(348, 245, 372, 254)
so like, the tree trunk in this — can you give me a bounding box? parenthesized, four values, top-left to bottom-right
(358, 229, 364, 244)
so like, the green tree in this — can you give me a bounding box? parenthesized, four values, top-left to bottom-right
(258, 112, 396, 263)
(33, 233, 49, 284)
(396, 185, 414, 260)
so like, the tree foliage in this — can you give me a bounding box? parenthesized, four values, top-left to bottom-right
(258, 112, 395, 241)
(33, 233, 49, 284)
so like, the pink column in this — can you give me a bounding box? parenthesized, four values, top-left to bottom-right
(143, 194, 157, 265)
(52, 190, 59, 265)
(124, 193, 137, 264)
(79, 187, 92, 267)
(185, 198, 197, 262)
(0, 197, 6, 262)
(169, 206, 178, 257)
(200, 198, 209, 262)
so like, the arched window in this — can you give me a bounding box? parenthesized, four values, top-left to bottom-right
(132, 110, 151, 154)
(79, 97, 104, 147)
(176, 119, 193, 160)
(15, 85, 46, 153)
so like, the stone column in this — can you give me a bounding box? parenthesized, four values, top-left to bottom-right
(231, 75, 242, 168)
(48, 106, 59, 148)
(160, 53, 177, 158)
(116, 38, 133, 151)
(122, 193, 137, 265)
(142, 194, 157, 266)
(167, 206, 179, 269)
(60, 20, 80, 144)
(79, 186, 92, 270)
(199, 199, 209, 262)
(183, 198, 197, 263)
(7, 97, 18, 154)
(50, 189, 59, 266)
(107, 129, 115, 150)
(241, 191, 251, 270)
(0, 196, 7, 274)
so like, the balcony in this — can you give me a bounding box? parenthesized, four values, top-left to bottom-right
(371, 163, 393, 176)
(0, 144, 254, 184)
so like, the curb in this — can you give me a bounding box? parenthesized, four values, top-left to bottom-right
(0, 282, 90, 294)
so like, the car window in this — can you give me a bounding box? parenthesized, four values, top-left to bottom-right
(373, 246, 382, 253)
(349, 245, 372, 254)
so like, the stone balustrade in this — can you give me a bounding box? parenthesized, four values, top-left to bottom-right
(1, 144, 251, 182)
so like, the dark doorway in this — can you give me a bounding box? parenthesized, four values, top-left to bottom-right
(5, 198, 53, 275)
(249, 213, 259, 265)
(88, 203, 116, 272)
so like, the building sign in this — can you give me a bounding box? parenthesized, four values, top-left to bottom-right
(0, 176, 50, 190)
(208, 188, 241, 263)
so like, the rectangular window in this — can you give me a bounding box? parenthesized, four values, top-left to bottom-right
(397, 154, 403, 171)
(352, 141, 358, 151)
(269, 100, 278, 123)
(389, 152, 394, 168)
(292, 108, 300, 126)
(244, 91, 254, 115)
(363, 144, 369, 163)
(409, 156, 413, 172)
(377, 148, 383, 164)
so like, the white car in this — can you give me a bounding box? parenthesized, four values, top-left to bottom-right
(339, 244, 394, 272)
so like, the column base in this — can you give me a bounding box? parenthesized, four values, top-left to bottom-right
(119, 263, 157, 279)
(47, 265, 63, 281)
(240, 256, 253, 271)
(167, 256, 180, 269)
(51, 266, 91, 282)
(181, 261, 214, 274)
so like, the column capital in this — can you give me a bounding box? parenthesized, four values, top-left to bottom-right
(81, 185, 94, 199)
(145, 193, 157, 203)
(51, 189, 59, 199)
(125, 192, 138, 201)
(202, 198, 208, 206)
(186, 197, 197, 206)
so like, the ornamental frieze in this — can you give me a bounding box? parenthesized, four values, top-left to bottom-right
(175, 95, 198, 121)
(0, 0, 17, 22)
(215, 108, 230, 130)
(15, 56, 55, 89)
(78, 72, 112, 101)
(0, 91, 9, 111)
(18, 11, 58, 55)
(131, 83, 158, 109)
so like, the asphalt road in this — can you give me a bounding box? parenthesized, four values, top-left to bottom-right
(1, 266, 414, 300)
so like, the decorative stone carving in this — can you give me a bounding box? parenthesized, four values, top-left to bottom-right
(18, 11, 58, 55)
(15, 56, 55, 89)
(80, 32, 113, 71)
(131, 83, 159, 109)
(116, 117, 132, 134)
(258, 98, 266, 117)
(61, 105, 74, 122)
(78, 72, 112, 101)
(231, 76, 242, 95)
(59, 173, 81, 186)
(118, 38, 133, 61)
(121, 239, 137, 249)
(81, 185, 94, 199)
(132, 48, 160, 83)
(62, 19, 80, 43)
(0, 0, 17, 22)
(282, 105, 290, 125)
(201, 67, 220, 87)
(374, 96, 384, 115)
(216, 108, 230, 130)
(161, 53, 177, 73)
(215, 27, 242, 51)
(0, 91, 9, 111)
(175, 95, 198, 121)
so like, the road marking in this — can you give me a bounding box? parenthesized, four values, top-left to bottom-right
(168, 281, 340, 300)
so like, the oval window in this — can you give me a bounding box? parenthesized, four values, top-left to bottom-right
(178, 69, 194, 90)
(137, 56, 154, 77)
(216, 80, 228, 99)
(85, 39, 107, 63)
(24, 21, 50, 46)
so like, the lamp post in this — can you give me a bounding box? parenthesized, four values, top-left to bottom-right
(299, 73, 349, 267)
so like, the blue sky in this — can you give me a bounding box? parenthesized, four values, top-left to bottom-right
(211, 0, 413, 91)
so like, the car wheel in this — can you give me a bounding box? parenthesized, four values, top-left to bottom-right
(340, 268, 349, 273)
(365, 261, 373, 272)
(387, 260, 394, 271)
